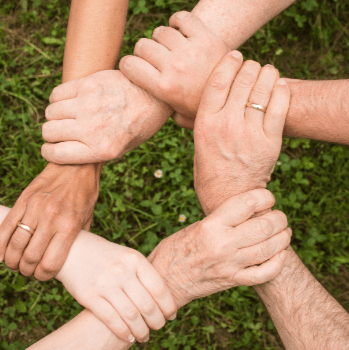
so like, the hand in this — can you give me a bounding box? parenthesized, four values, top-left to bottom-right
(148, 189, 291, 308)
(193, 52, 290, 215)
(41, 70, 173, 164)
(0, 163, 101, 280)
(56, 231, 177, 343)
(119, 11, 230, 129)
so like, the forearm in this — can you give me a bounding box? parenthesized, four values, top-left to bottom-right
(283, 79, 349, 144)
(62, 0, 128, 82)
(254, 246, 349, 349)
(192, 0, 295, 49)
(27, 310, 132, 350)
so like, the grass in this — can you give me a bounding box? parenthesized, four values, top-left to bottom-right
(0, 0, 349, 349)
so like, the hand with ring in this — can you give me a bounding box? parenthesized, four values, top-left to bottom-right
(0, 163, 101, 280)
(193, 51, 290, 215)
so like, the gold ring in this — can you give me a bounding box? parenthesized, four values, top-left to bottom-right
(246, 102, 267, 113)
(17, 222, 34, 235)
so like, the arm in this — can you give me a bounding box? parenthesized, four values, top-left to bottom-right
(0, 0, 128, 279)
(26, 189, 289, 349)
(254, 247, 349, 349)
(62, 0, 128, 82)
(191, 52, 349, 348)
(41, 0, 296, 164)
(119, 11, 349, 144)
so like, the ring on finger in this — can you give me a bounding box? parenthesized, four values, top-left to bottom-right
(17, 222, 34, 235)
(246, 102, 267, 113)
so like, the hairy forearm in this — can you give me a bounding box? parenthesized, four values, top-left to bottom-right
(283, 79, 349, 144)
(254, 246, 349, 349)
(62, 0, 128, 82)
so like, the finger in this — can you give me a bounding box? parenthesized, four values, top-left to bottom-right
(119, 55, 161, 97)
(233, 210, 288, 249)
(198, 50, 243, 115)
(152, 26, 187, 50)
(123, 279, 166, 331)
(172, 113, 194, 130)
(49, 79, 80, 103)
(209, 189, 276, 227)
(0, 203, 26, 262)
(87, 297, 135, 343)
(42, 119, 80, 143)
(19, 223, 54, 277)
(34, 229, 77, 281)
(45, 99, 78, 121)
(238, 228, 292, 267)
(169, 11, 208, 38)
(223, 60, 261, 122)
(4, 214, 37, 270)
(137, 260, 177, 321)
(245, 64, 280, 128)
(108, 291, 150, 343)
(134, 38, 170, 70)
(41, 141, 100, 164)
(234, 250, 287, 286)
(263, 78, 290, 140)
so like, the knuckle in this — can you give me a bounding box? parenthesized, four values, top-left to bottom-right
(125, 250, 142, 265)
(125, 308, 140, 321)
(251, 84, 270, 99)
(156, 79, 172, 94)
(258, 218, 274, 237)
(240, 192, 257, 209)
(39, 259, 59, 275)
(259, 240, 273, 260)
(44, 202, 60, 217)
(152, 282, 168, 299)
(236, 72, 255, 88)
(79, 79, 97, 93)
(11, 234, 28, 250)
(209, 72, 230, 90)
(141, 299, 157, 315)
(1, 216, 15, 232)
(23, 250, 42, 265)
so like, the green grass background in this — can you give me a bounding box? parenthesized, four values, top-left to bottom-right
(1, 0, 349, 348)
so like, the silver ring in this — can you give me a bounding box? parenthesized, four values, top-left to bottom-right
(246, 102, 267, 113)
(17, 222, 34, 235)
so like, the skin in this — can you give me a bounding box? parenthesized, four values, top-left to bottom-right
(193, 48, 349, 348)
(40, 0, 296, 164)
(0, 0, 129, 280)
(26, 188, 289, 349)
(56, 231, 178, 343)
(118, 11, 349, 145)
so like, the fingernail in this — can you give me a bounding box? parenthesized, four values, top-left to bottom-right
(144, 336, 149, 342)
(128, 334, 135, 343)
(168, 313, 177, 321)
(264, 64, 275, 69)
(276, 78, 286, 85)
(287, 227, 293, 236)
(231, 50, 242, 59)
(279, 250, 287, 262)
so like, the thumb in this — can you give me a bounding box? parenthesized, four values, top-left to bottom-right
(41, 142, 103, 164)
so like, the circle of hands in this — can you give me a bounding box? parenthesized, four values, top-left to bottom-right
(0, 12, 292, 344)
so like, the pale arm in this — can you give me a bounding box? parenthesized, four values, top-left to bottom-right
(254, 247, 349, 349)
